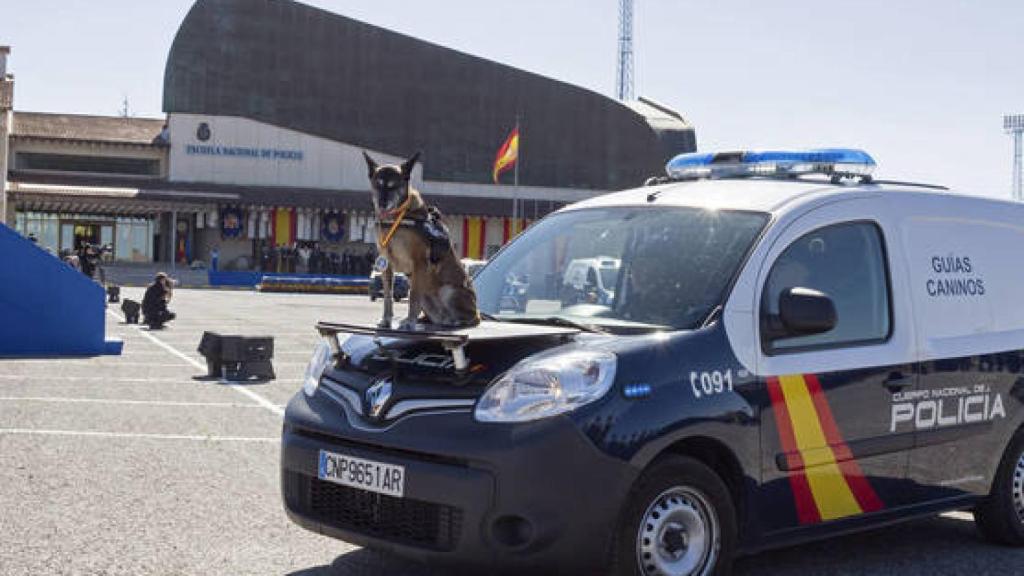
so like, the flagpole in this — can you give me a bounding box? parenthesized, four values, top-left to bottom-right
(512, 114, 520, 229)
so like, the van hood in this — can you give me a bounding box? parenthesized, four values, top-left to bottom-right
(316, 320, 586, 425)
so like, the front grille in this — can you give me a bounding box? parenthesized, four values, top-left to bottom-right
(291, 427, 469, 469)
(306, 475, 462, 551)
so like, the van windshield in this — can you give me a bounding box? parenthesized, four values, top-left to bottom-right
(474, 207, 768, 332)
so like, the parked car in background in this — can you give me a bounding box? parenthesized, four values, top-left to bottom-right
(368, 271, 409, 302)
(461, 258, 487, 278)
(561, 256, 620, 306)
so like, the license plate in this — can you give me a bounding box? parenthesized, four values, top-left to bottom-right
(317, 450, 405, 498)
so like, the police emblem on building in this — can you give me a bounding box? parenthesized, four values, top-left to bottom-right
(196, 122, 211, 142)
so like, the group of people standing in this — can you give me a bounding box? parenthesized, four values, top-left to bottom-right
(65, 243, 108, 280)
(256, 241, 377, 276)
(25, 233, 109, 281)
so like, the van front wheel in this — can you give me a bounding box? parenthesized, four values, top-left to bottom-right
(975, 430, 1024, 546)
(611, 455, 736, 576)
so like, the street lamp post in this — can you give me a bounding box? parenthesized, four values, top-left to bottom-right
(1005, 114, 1024, 201)
(0, 46, 13, 225)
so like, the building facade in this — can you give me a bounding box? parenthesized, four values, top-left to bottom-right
(8, 112, 172, 262)
(4, 0, 696, 272)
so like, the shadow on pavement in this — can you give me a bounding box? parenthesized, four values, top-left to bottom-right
(287, 516, 1024, 576)
(286, 549, 444, 576)
(190, 375, 275, 386)
(735, 515, 1024, 575)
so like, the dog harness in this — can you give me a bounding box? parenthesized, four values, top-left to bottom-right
(378, 205, 453, 265)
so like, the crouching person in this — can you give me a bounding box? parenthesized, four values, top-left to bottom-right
(142, 272, 176, 330)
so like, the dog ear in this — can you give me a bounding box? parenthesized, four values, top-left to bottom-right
(401, 151, 422, 180)
(362, 151, 379, 178)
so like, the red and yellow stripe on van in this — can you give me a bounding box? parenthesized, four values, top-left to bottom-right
(766, 374, 884, 524)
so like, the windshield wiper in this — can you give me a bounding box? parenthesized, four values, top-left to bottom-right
(479, 311, 502, 322)
(501, 315, 607, 334)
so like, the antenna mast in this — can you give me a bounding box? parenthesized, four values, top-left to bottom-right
(616, 0, 635, 101)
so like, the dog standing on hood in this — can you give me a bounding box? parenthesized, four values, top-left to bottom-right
(364, 151, 480, 329)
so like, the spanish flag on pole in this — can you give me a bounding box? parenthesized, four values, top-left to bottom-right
(492, 127, 519, 183)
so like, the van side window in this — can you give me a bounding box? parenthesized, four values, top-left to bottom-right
(762, 221, 891, 353)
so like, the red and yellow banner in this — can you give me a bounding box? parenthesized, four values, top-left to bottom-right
(492, 127, 519, 183)
(462, 216, 487, 259)
(767, 374, 884, 524)
(270, 208, 296, 247)
(502, 218, 528, 243)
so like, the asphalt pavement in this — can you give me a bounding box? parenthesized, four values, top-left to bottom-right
(1, 289, 1021, 575)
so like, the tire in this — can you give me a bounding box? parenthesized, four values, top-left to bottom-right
(611, 455, 737, 576)
(975, 429, 1024, 545)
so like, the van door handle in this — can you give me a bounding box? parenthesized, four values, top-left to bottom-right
(882, 374, 913, 392)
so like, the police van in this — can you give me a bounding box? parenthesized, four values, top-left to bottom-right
(282, 149, 1024, 575)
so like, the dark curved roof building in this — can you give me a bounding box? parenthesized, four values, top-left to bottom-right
(5, 0, 697, 270)
(164, 0, 695, 191)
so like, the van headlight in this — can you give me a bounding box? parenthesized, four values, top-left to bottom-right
(303, 335, 345, 397)
(475, 351, 617, 423)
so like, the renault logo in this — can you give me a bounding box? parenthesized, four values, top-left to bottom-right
(366, 377, 393, 419)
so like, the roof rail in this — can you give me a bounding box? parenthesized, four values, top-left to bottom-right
(643, 174, 949, 192)
(867, 179, 949, 191)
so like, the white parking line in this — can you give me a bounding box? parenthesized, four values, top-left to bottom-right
(0, 374, 302, 384)
(106, 310, 285, 417)
(0, 396, 280, 409)
(0, 428, 279, 443)
(1, 360, 194, 367)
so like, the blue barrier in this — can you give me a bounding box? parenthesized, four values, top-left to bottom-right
(209, 270, 368, 288)
(208, 270, 262, 287)
(0, 223, 122, 357)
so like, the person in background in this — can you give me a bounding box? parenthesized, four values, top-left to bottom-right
(60, 249, 80, 270)
(297, 242, 311, 274)
(78, 244, 98, 279)
(142, 272, 176, 330)
(362, 249, 375, 276)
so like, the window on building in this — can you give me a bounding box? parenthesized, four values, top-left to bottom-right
(15, 152, 160, 176)
(15, 212, 60, 253)
(115, 218, 154, 262)
(19, 212, 153, 262)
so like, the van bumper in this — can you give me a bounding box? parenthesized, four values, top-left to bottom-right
(280, 390, 637, 573)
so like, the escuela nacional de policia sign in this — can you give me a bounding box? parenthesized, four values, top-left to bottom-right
(185, 121, 304, 161)
(185, 143, 304, 161)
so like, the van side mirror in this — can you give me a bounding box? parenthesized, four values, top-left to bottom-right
(776, 287, 837, 337)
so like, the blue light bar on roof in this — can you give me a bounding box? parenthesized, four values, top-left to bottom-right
(666, 148, 876, 181)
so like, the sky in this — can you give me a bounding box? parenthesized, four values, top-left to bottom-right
(1, 0, 1022, 197)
